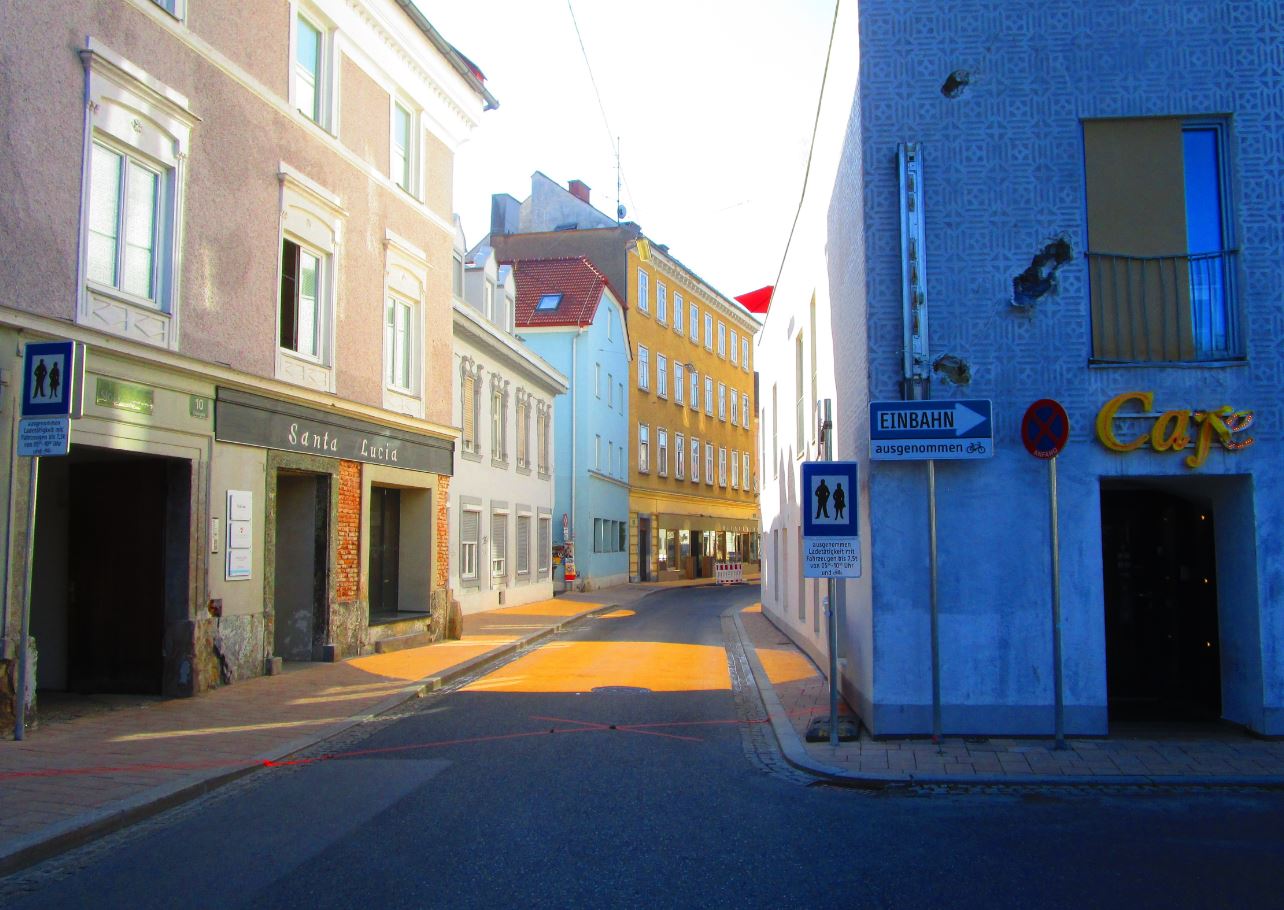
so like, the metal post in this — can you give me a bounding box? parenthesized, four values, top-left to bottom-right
(928, 458, 941, 745)
(820, 399, 839, 747)
(1050, 456, 1065, 749)
(14, 454, 38, 740)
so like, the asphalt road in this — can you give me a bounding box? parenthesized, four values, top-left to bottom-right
(5, 584, 1283, 909)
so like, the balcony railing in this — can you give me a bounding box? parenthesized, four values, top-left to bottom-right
(1087, 250, 1242, 363)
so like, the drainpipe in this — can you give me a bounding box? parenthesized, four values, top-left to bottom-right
(570, 330, 579, 552)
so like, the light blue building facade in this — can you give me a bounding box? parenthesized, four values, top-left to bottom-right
(761, 0, 1283, 737)
(513, 258, 631, 590)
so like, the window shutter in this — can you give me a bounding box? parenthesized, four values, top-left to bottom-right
(538, 518, 550, 573)
(462, 509, 479, 543)
(462, 373, 475, 447)
(517, 516, 530, 574)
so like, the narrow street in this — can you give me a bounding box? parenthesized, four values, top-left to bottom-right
(5, 585, 1283, 909)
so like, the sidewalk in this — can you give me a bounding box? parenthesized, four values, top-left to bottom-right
(0, 590, 651, 875)
(734, 603, 1284, 788)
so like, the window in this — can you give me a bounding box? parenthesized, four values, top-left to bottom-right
(537, 401, 551, 475)
(705, 443, 714, 486)
(593, 518, 602, 553)
(638, 345, 650, 390)
(674, 292, 684, 334)
(718, 382, 727, 421)
(689, 302, 699, 342)
(460, 507, 480, 581)
(293, 10, 331, 127)
(491, 512, 508, 577)
(638, 268, 650, 313)
(731, 448, 739, 489)
(690, 437, 700, 483)
(607, 373, 613, 407)
(619, 522, 627, 552)
(742, 337, 750, 371)
(595, 434, 601, 469)
(704, 313, 713, 350)
(385, 294, 413, 391)
(730, 388, 739, 426)
(606, 307, 614, 341)
(719, 447, 727, 487)
(391, 101, 416, 195)
(460, 360, 481, 453)
(618, 382, 623, 412)
(516, 392, 531, 469)
(704, 376, 713, 415)
(690, 370, 699, 410)
(718, 322, 727, 357)
(452, 252, 464, 298)
(484, 280, 495, 322)
(595, 363, 601, 397)
(675, 362, 685, 404)
(538, 517, 551, 576)
(1084, 117, 1239, 361)
(639, 424, 650, 473)
(658, 429, 668, 476)
(730, 330, 739, 365)
(657, 353, 668, 398)
(676, 433, 686, 479)
(280, 239, 324, 360)
(537, 293, 562, 311)
(742, 393, 751, 429)
(151, 0, 183, 16)
(657, 281, 668, 324)
(796, 333, 805, 454)
(88, 141, 165, 308)
(490, 377, 508, 462)
(517, 515, 531, 576)
(743, 452, 751, 492)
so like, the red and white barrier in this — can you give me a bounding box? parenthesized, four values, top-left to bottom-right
(715, 562, 744, 584)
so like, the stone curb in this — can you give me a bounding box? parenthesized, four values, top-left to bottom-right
(728, 609, 1284, 791)
(0, 601, 618, 877)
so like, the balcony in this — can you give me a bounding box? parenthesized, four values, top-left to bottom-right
(1087, 250, 1242, 363)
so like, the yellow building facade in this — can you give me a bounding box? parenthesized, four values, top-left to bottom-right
(627, 245, 760, 581)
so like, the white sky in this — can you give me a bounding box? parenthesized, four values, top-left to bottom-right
(414, 0, 838, 299)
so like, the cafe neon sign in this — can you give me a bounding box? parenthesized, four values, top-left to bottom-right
(1095, 391, 1254, 469)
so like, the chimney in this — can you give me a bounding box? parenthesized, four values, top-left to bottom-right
(568, 179, 591, 204)
(490, 193, 521, 236)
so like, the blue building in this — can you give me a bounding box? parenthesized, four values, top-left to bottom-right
(759, 0, 1283, 737)
(512, 257, 631, 589)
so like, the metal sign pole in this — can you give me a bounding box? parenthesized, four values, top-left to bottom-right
(14, 454, 39, 741)
(928, 458, 941, 744)
(1049, 455, 1065, 749)
(820, 399, 840, 747)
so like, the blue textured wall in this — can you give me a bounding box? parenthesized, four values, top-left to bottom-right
(827, 0, 1284, 734)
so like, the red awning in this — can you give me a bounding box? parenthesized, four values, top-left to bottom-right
(734, 285, 773, 314)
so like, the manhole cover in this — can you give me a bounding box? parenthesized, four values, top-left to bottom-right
(590, 686, 653, 695)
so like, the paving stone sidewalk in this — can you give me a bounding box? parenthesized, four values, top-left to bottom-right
(736, 604, 1284, 787)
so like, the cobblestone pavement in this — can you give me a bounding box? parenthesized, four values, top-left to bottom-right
(735, 603, 1284, 787)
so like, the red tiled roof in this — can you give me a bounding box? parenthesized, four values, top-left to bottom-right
(510, 257, 613, 329)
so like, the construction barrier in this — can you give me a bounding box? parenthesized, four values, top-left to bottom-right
(714, 562, 744, 584)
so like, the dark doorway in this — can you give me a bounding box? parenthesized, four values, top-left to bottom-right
(637, 516, 651, 582)
(1101, 487, 1221, 721)
(274, 473, 328, 661)
(369, 487, 401, 618)
(691, 531, 703, 579)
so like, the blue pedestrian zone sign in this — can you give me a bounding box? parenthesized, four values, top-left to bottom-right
(802, 461, 860, 578)
(869, 399, 994, 461)
(21, 340, 76, 418)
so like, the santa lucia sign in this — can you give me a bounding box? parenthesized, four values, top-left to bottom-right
(801, 461, 860, 578)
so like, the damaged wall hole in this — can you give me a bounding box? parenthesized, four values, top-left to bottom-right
(1011, 236, 1074, 309)
(932, 354, 971, 386)
(941, 70, 971, 98)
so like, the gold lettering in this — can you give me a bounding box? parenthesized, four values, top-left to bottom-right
(1149, 410, 1191, 452)
(1096, 391, 1152, 452)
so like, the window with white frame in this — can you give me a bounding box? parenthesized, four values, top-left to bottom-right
(385, 293, 413, 391)
(719, 447, 727, 486)
(638, 345, 650, 390)
(657, 353, 668, 398)
(674, 292, 684, 334)
(293, 9, 332, 128)
(731, 449, 739, 488)
(689, 370, 699, 410)
(516, 514, 531, 576)
(391, 100, 417, 196)
(705, 442, 714, 486)
(743, 452, 751, 492)
(639, 424, 650, 473)
(452, 252, 464, 298)
(516, 391, 530, 469)
(690, 437, 700, 483)
(538, 516, 551, 575)
(742, 392, 751, 429)
(718, 322, 727, 357)
(638, 268, 649, 313)
(658, 429, 668, 476)
(460, 507, 480, 581)
(704, 376, 713, 415)
(730, 388, 739, 426)
(81, 43, 195, 349)
(730, 329, 739, 365)
(657, 281, 668, 324)
(595, 362, 601, 397)
(606, 307, 614, 341)
(595, 434, 601, 469)
(607, 373, 613, 407)
(491, 376, 508, 463)
(491, 511, 508, 577)
(704, 313, 713, 350)
(689, 302, 699, 342)
(617, 382, 623, 411)
(276, 166, 342, 391)
(742, 337, 750, 371)
(675, 433, 686, 479)
(718, 382, 727, 421)
(540, 404, 551, 474)
(675, 362, 685, 404)
(382, 233, 426, 410)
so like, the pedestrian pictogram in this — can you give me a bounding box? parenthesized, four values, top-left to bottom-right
(801, 460, 860, 578)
